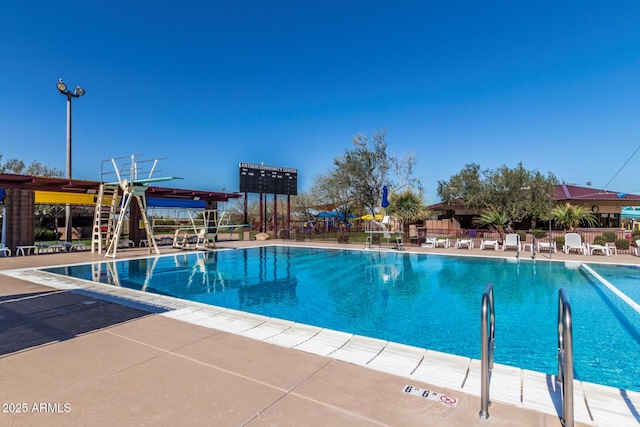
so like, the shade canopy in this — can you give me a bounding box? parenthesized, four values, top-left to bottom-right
(317, 211, 357, 221)
(359, 213, 384, 220)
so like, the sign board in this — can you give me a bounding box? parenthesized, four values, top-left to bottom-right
(239, 163, 298, 195)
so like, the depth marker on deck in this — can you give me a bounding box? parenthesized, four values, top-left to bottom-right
(403, 385, 458, 407)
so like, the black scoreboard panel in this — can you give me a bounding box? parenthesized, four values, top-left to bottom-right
(239, 163, 298, 195)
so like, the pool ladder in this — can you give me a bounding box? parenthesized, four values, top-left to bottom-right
(557, 289, 574, 427)
(479, 283, 495, 420)
(479, 285, 574, 427)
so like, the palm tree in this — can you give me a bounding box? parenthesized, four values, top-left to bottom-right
(551, 203, 598, 231)
(473, 208, 510, 242)
(386, 189, 429, 228)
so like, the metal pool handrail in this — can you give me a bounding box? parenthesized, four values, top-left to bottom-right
(557, 289, 574, 427)
(479, 282, 495, 420)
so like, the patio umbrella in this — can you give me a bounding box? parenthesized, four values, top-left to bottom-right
(359, 214, 383, 220)
(381, 185, 389, 208)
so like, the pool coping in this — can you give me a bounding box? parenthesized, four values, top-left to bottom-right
(2, 245, 640, 426)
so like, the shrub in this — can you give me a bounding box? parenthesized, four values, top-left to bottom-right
(593, 235, 607, 245)
(532, 229, 548, 239)
(615, 238, 630, 250)
(601, 231, 617, 242)
(633, 230, 640, 240)
(516, 231, 526, 242)
(554, 236, 565, 246)
(337, 235, 349, 244)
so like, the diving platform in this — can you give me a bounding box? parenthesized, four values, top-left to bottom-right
(91, 155, 181, 258)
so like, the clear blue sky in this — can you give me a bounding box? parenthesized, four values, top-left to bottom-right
(1, 1, 639, 202)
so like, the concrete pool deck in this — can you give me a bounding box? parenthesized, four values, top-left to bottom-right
(0, 241, 638, 426)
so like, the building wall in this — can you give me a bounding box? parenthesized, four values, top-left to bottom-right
(5, 189, 35, 252)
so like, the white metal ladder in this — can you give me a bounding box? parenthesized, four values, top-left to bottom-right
(91, 183, 120, 254)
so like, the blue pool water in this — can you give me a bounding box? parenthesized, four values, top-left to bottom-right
(45, 246, 640, 392)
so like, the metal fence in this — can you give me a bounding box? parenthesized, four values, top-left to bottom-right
(279, 221, 638, 255)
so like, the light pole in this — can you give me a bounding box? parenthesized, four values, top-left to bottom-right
(56, 78, 86, 243)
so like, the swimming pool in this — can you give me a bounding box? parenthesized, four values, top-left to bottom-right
(44, 246, 640, 392)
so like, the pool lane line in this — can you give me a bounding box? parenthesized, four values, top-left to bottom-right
(582, 263, 640, 315)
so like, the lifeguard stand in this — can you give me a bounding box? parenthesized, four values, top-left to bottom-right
(91, 155, 178, 258)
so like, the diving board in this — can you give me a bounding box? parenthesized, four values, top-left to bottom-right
(92, 155, 180, 258)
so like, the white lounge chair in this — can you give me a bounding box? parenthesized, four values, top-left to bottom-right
(70, 241, 88, 251)
(455, 239, 474, 249)
(563, 233, 587, 255)
(118, 239, 135, 248)
(536, 240, 557, 253)
(422, 238, 449, 248)
(634, 240, 640, 256)
(502, 234, 521, 252)
(588, 244, 611, 256)
(434, 238, 450, 248)
(0, 244, 11, 257)
(421, 238, 436, 248)
(480, 240, 499, 250)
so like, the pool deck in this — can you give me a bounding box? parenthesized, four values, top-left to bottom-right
(0, 240, 638, 426)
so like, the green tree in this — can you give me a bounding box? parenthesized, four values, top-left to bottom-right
(551, 203, 598, 231)
(309, 171, 357, 227)
(386, 189, 429, 228)
(473, 208, 510, 242)
(322, 129, 423, 216)
(437, 162, 557, 229)
(0, 153, 63, 177)
(34, 205, 65, 241)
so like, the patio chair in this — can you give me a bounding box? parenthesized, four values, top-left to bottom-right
(536, 240, 557, 253)
(588, 243, 612, 256)
(0, 243, 11, 257)
(502, 234, 521, 252)
(563, 233, 587, 255)
(455, 238, 474, 249)
(635, 240, 640, 256)
(480, 240, 499, 250)
(70, 241, 88, 251)
(422, 237, 449, 248)
(433, 238, 450, 248)
(118, 239, 135, 248)
(421, 238, 436, 248)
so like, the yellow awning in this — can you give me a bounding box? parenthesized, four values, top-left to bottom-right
(35, 191, 112, 205)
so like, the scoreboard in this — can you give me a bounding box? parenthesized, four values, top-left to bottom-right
(239, 163, 298, 195)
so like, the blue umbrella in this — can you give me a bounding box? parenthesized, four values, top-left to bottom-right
(381, 185, 389, 208)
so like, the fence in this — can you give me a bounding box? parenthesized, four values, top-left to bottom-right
(279, 221, 638, 255)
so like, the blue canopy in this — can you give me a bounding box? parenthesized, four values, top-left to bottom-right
(316, 211, 356, 221)
(317, 211, 340, 218)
